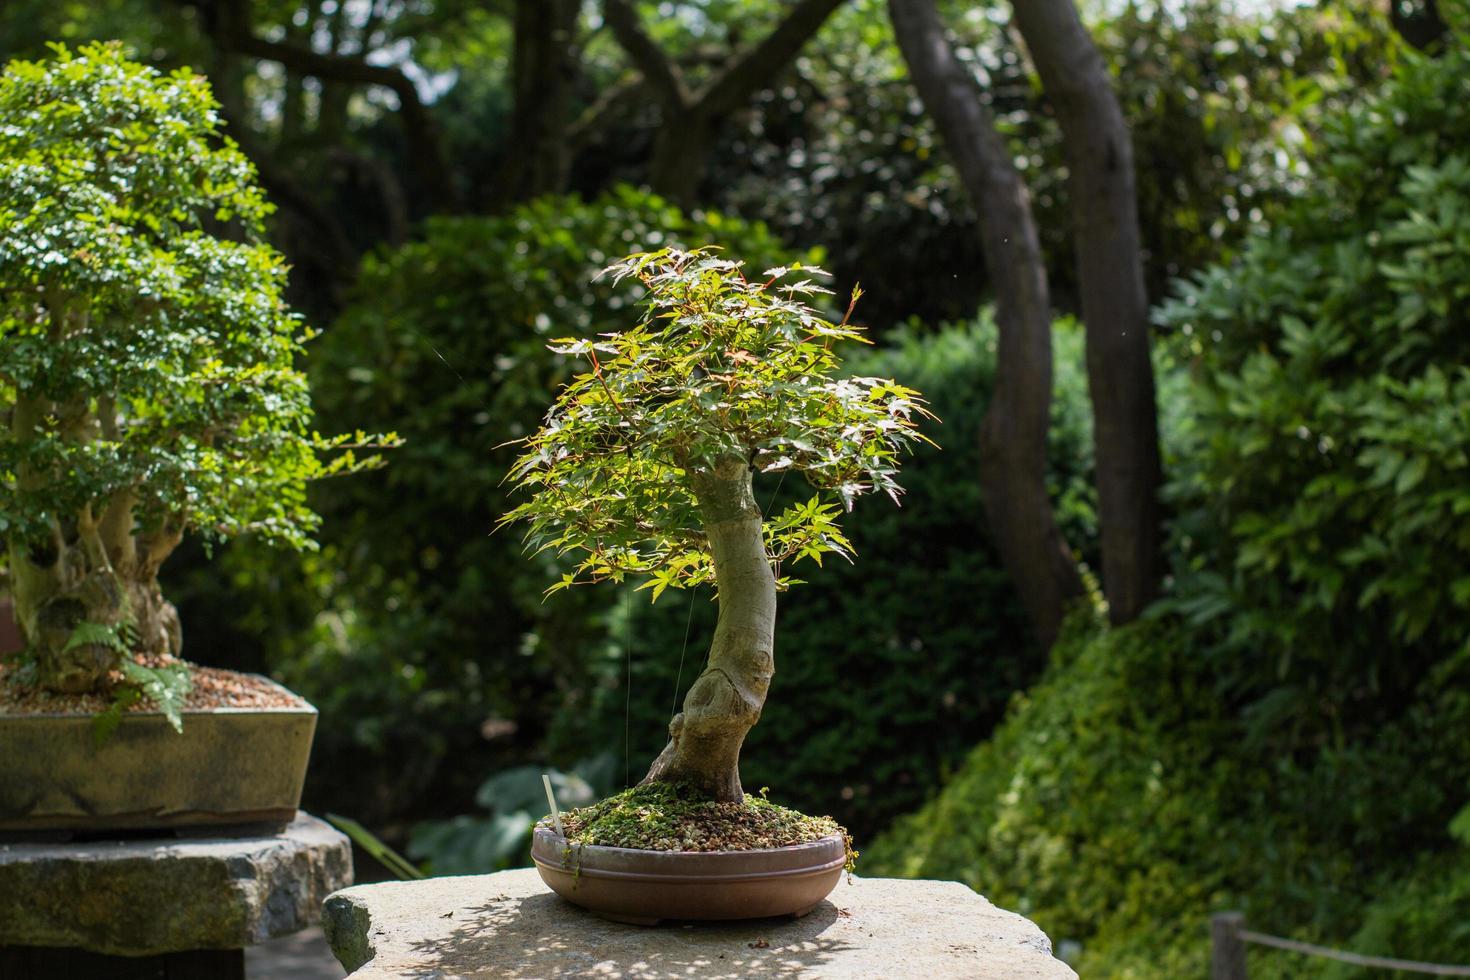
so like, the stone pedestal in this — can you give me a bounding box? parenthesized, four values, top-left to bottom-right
(0, 813, 352, 980)
(323, 868, 1077, 979)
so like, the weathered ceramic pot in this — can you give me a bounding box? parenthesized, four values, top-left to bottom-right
(531, 826, 846, 925)
(0, 676, 316, 837)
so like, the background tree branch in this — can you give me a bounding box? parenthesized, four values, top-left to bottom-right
(193, 0, 459, 211)
(602, 0, 848, 205)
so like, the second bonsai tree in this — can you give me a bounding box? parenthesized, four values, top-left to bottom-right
(0, 43, 395, 724)
(503, 249, 931, 819)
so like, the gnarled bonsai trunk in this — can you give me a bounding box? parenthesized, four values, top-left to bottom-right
(8, 535, 182, 694)
(641, 455, 776, 802)
(9, 389, 183, 693)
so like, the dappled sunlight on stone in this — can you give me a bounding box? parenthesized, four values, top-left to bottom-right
(324, 868, 1073, 978)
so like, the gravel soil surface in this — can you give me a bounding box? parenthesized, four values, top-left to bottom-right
(0, 662, 307, 715)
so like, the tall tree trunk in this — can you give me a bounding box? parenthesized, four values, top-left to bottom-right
(889, 0, 1083, 647)
(1009, 0, 1162, 624)
(647, 111, 717, 209)
(498, 0, 580, 206)
(641, 455, 776, 802)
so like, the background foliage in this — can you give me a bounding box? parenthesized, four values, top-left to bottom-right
(3, 5, 1465, 977)
(867, 38, 1470, 976)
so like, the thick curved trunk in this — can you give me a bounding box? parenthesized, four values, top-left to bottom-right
(8, 392, 182, 692)
(641, 455, 775, 802)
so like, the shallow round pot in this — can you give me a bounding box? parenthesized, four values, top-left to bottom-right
(531, 826, 846, 925)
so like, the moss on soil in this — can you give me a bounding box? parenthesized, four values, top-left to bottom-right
(550, 782, 856, 869)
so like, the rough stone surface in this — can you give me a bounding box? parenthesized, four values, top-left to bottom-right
(0, 813, 352, 955)
(323, 869, 1077, 979)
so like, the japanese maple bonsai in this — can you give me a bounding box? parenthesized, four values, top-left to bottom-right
(0, 43, 392, 832)
(504, 248, 929, 920)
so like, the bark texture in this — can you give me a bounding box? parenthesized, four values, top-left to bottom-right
(498, 0, 580, 206)
(604, 0, 846, 208)
(641, 456, 776, 802)
(889, 0, 1083, 647)
(1009, 0, 1163, 624)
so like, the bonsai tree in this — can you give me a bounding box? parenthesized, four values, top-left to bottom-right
(503, 248, 931, 802)
(0, 43, 392, 718)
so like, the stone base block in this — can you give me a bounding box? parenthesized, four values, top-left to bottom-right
(323, 868, 1077, 978)
(0, 813, 352, 955)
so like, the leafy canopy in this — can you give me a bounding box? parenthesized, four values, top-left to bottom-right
(0, 41, 393, 555)
(502, 248, 932, 598)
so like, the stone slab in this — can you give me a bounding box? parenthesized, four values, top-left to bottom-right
(323, 868, 1076, 979)
(0, 813, 352, 955)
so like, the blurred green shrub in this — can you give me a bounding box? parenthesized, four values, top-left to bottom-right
(544, 315, 1099, 841)
(408, 757, 615, 875)
(866, 614, 1470, 977)
(1156, 42, 1470, 736)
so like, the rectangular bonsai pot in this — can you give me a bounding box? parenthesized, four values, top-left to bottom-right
(0, 676, 317, 836)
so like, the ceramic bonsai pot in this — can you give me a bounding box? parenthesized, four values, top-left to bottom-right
(0, 675, 317, 837)
(530, 826, 846, 925)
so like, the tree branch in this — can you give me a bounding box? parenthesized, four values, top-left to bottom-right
(603, 0, 691, 109)
(567, 74, 646, 150)
(698, 0, 846, 117)
(195, 0, 459, 210)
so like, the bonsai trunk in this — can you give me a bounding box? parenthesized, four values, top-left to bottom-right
(8, 532, 182, 694)
(9, 391, 183, 693)
(641, 455, 776, 802)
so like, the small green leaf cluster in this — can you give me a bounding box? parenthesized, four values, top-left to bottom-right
(502, 248, 933, 595)
(0, 42, 395, 564)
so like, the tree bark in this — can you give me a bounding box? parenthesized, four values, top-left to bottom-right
(889, 0, 1083, 647)
(604, 0, 846, 208)
(497, 0, 580, 206)
(641, 455, 776, 802)
(1009, 0, 1163, 624)
(647, 111, 718, 210)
